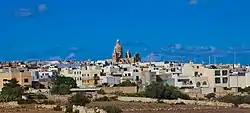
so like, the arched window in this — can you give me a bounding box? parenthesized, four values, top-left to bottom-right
(202, 81, 207, 85)
(189, 81, 193, 85)
(196, 82, 201, 87)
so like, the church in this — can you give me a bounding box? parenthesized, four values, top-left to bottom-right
(111, 40, 141, 64)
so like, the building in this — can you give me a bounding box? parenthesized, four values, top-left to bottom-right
(111, 40, 141, 63)
(0, 67, 32, 89)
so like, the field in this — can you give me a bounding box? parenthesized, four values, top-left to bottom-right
(0, 101, 249, 113)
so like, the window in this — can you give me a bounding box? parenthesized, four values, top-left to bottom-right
(136, 76, 139, 81)
(24, 78, 29, 83)
(3, 79, 8, 81)
(197, 66, 199, 69)
(196, 82, 201, 87)
(215, 78, 221, 84)
(189, 81, 193, 85)
(124, 68, 127, 71)
(128, 73, 131, 76)
(215, 70, 221, 76)
(202, 81, 207, 85)
(222, 70, 228, 75)
(94, 74, 98, 77)
(222, 77, 228, 83)
(194, 72, 199, 77)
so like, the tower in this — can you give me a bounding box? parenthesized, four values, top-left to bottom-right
(112, 39, 123, 62)
(126, 50, 131, 58)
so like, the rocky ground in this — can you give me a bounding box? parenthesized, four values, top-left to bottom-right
(87, 101, 250, 113)
(0, 101, 249, 113)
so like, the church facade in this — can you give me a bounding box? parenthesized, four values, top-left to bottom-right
(112, 40, 141, 63)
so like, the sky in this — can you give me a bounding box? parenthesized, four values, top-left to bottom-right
(0, 0, 250, 63)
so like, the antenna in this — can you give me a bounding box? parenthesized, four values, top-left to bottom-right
(208, 56, 211, 65)
(233, 52, 236, 68)
(214, 56, 216, 64)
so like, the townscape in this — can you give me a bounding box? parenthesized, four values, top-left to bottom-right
(0, 40, 249, 113)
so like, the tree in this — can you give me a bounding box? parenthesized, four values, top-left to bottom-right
(144, 82, 190, 100)
(117, 80, 136, 87)
(50, 75, 77, 95)
(55, 76, 77, 88)
(68, 92, 91, 106)
(1, 78, 23, 101)
(102, 105, 122, 113)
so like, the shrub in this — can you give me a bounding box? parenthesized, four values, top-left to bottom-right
(53, 105, 62, 111)
(73, 109, 80, 113)
(205, 93, 216, 100)
(97, 89, 106, 94)
(17, 99, 37, 104)
(217, 94, 246, 105)
(65, 105, 73, 113)
(41, 100, 56, 105)
(144, 82, 190, 100)
(95, 96, 111, 101)
(68, 93, 91, 106)
(102, 105, 122, 113)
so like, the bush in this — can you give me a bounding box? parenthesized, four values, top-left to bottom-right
(97, 89, 106, 94)
(144, 82, 190, 100)
(102, 105, 122, 113)
(119, 92, 145, 97)
(205, 93, 216, 100)
(53, 105, 62, 111)
(65, 105, 73, 113)
(73, 109, 80, 113)
(95, 96, 111, 101)
(68, 93, 91, 106)
(217, 94, 248, 105)
(41, 100, 56, 105)
(17, 99, 37, 104)
(115, 80, 136, 87)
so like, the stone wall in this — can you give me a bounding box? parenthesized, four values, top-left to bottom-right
(0, 101, 19, 108)
(102, 86, 137, 94)
(117, 96, 235, 108)
(73, 105, 107, 113)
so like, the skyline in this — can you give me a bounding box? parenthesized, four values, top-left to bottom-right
(0, 0, 250, 63)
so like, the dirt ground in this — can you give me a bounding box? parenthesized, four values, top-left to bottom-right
(0, 101, 249, 113)
(87, 101, 250, 113)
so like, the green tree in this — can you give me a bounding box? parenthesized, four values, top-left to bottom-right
(68, 92, 91, 106)
(50, 75, 77, 95)
(117, 80, 136, 87)
(55, 76, 77, 88)
(1, 78, 23, 101)
(102, 105, 122, 113)
(144, 82, 190, 100)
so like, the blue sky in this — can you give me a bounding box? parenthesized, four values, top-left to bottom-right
(0, 0, 250, 63)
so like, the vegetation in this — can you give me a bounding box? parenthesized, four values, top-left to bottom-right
(97, 89, 106, 94)
(115, 80, 136, 87)
(53, 105, 62, 111)
(68, 92, 91, 106)
(144, 82, 190, 100)
(205, 93, 216, 100)
(119, 92, 145, 97)
(50, 75, 77, 95)
(94, 96, 118, 101)
(217, 94, 250, 106)
(0, 78, 24, 102)
(101, 105, 122, 113)
(41, 100, 56, 105)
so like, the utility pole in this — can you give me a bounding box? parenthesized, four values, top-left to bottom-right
(208, 56, 211, 65)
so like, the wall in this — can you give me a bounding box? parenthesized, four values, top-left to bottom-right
(102, 86, 137, 94)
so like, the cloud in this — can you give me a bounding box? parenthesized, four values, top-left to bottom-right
(65, 52, 76, 61)
(38, 4, 47, 12)
(49, 56, 62, 61)
(15, 8, 32, 17)
(189, 0, 197, 4)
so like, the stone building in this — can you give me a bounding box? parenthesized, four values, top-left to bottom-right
(112, 40, 141, 63)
